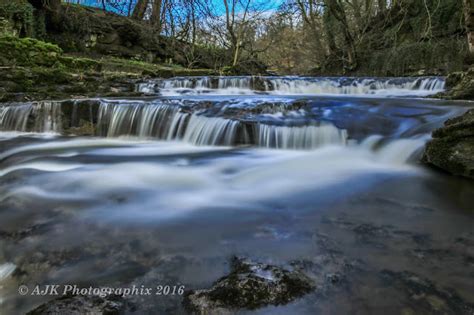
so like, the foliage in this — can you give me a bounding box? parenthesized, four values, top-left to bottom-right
(0, 0, 34, 37)
(358, 39, 468, 76)
(1, 0, 470, 76)
(258, 0, 468, 75)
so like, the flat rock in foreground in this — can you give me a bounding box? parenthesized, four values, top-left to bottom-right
(26, 295, 133, 315)
(423, 109, 474, 179)
(183, 257, 314, 314)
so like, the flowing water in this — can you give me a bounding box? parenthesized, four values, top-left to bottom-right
(0, 76, 473, 314)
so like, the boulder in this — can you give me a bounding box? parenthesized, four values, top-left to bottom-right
(26, 295, 133, 315)
(423, 109, 474, 179)
(443, 68, 474, 100)
(183, 257, 314, 314)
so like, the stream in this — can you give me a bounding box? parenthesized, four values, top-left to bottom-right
(0, 76, 473, 314)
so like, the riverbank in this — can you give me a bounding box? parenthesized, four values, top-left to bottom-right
(0, 36, 215, 103)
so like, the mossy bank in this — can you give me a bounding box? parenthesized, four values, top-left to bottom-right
(0, 36, 215, 102)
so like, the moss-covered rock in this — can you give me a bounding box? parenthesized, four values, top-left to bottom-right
(441, 67, 474, 100)
(26, 294, 133, 315)
(0, 35, 215, 102)
(423, 109, 474, 179)
(0, 35, 62, 66)
(183, 257, 314, 313)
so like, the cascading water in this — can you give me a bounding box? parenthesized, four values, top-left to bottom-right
(0, 104, 32, 131)
(138, 76, 445, 97)
(97, 101, 186, 138)
(266, 77, 445, 96)
(182, 115, 239, 146)
(95, 101, 348, 149)
(0, 101, 62, 132)
(256, 124, 348, 149)
(33, 101, 63, 132)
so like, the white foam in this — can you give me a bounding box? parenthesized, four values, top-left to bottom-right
(138, 76, 445, 97)
(4, 139, 424, 221)
(0, 162, 83, 177)
(0, 138, 150, 161)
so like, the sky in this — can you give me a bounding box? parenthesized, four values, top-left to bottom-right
(65, 0, 283, 16)
(65, 0, 136, 15)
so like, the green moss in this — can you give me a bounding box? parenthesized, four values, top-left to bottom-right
(32, 67, 71, 84)
(0, 36, 62, 66)
(0, 35, 215, 101)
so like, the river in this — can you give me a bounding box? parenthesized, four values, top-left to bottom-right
(0, 76, 473, 314)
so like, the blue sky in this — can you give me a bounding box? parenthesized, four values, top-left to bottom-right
(65, 0, 138, 15)
(65, 0, 282, 16)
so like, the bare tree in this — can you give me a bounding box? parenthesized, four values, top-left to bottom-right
(151, 0, 163, 30)
(132, 0, 148, 20)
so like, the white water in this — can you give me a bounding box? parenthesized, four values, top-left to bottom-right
(1, 136, 425, 221)
(0, 101, 62, 133)
(182, 115, 239, 146)
(96, 101, 348, 149)
(257, 124, 348, 149)
(0, 104, 32, 131)
(138, 76, 445, 97)
(0, 162, 83, 177)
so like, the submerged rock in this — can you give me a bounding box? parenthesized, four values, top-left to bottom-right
(26, 295, 133, 315)
(183, 257, 314, 314)
(423, 109, 474, 179)
(381, 270, 474, 314)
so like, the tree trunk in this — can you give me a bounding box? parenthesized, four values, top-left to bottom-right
(132, 0, 148, 20)
(323, 7, 337, 55)
(325, 0, 357, 71)
(150, 0, 163, 31)
(128, 0, 134, 16)
(464, 0, 474, 54)
(377, 0, 386, 13)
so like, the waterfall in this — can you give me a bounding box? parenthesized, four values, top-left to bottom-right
(138, 76, 445, 96)
(0, 101, 62, 132)
(217, 77, 252, 89)
(96, 101, 347, 149)
(0, 104, 32, 131)
(97, 102, 187, 138)
(97, 101, 238, 145)
(266, 77, 445, 96)
(256, 123, 348, 149)
(33, 101, 63, 132)
(182, 115, 239, 146)
(0, 99, 349, 150)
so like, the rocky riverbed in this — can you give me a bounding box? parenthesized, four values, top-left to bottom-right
(0, 76, 473, 314)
